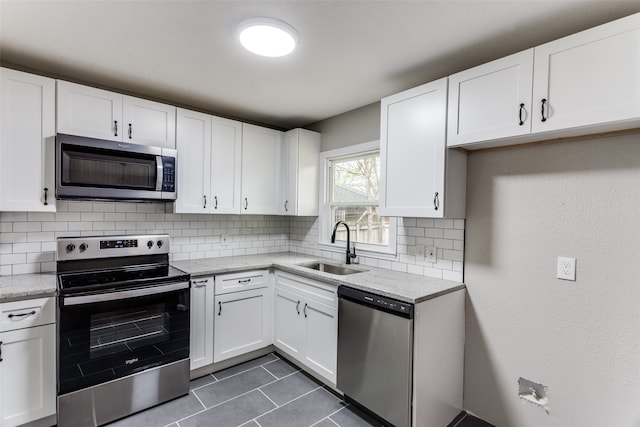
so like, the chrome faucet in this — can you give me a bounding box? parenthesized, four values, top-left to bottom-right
(331, 221, 357, 264)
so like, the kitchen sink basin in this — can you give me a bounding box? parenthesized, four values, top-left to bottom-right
(296, 261, 366, 275)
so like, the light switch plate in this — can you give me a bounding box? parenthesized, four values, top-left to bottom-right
(557, 256, 576, 281)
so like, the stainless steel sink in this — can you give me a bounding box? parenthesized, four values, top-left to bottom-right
(296, 261, 366, 276)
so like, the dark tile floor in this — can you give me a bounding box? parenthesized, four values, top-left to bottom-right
(107, 353, 493, 427)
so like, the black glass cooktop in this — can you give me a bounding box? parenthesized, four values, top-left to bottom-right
(58, 264, 190, 295)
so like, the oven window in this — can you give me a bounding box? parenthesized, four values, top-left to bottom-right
(90, 303, 169, 359)
(61, 145, 156, 189)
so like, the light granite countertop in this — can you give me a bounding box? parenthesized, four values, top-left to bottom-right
(173, 252, 465, 304)
(0, 273, 58, 302)
(0, 252, 465, 304)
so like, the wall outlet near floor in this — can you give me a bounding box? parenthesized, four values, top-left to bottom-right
(426, 246, 437, 263)
(557, 256, 576, 281)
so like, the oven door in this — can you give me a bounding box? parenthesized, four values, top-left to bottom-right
(58, 281, 190, 396)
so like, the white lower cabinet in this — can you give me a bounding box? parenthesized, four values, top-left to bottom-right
(274, 271, 338, 385)
(213, 270, 272, 363)
(189, 277, 214, 370)
(0, 297, 56, 427)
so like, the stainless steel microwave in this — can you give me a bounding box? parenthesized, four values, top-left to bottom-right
(55, 134, 177, 201)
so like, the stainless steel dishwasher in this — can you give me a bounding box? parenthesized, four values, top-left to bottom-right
(337, 286, 414, 427)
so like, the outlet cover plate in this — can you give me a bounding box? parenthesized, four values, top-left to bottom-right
(426, 246, 437, 263)
(557, 256, 576, 281)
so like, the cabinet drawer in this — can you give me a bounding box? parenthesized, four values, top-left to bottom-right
(214, 269, 270, 295)
(275, 271, 337, 308)
(0, 297, 55, 332)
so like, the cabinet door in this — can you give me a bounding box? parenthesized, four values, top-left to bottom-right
(0, 324, 56, 427)
(532, 13, 640, 133)
(447, 49, 534, 147)
(380, 77, 448, 218)
(175, 108, 211, 213)
(122, 95, 176, 148)
(303, 301, 337, 385)
(213, 288, 271, 363)
(211, 116, 242, 214)
(56, 80, 122, 141)
(273, 286, 305, 360)
(189, 277, 214, 370)
(0, 68, 56, 212)
(280, 129, 321, 216)
(241, 124, 281, 215)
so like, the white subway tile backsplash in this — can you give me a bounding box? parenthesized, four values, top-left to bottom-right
(1, 202, 465, 284)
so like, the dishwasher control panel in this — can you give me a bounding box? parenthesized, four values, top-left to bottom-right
(338, 286, 413, 318)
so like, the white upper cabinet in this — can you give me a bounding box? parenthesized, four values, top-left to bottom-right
(447, 49, 534, 147)
(175, 109, 243, 214)
(57, 80, 176, 147)
(380, 77, 467, 218)
(175, 108, 211, 213)
(211, 116, 242, 214)
(57, 80, 123, 141)
(281, 128, 321, 216)
(532, 13, 640, 134)
(241, 124, 282, 215)
(447, 12, 640, 149)
(0, 68, 56, 212)
(122, 96, 176, 148)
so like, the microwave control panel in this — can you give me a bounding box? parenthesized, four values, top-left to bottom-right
(162, 156, 176, 192)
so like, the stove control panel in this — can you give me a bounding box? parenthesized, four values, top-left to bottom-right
(57, 234, 170, 261)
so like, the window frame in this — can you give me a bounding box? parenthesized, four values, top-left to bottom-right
(318, 141, 397, 257)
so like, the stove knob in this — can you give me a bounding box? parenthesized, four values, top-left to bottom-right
(66, 244, 76, 252)
(147, 240, 154, 249)
(79, 243, 87, 252)
(157, 240, 163, 248)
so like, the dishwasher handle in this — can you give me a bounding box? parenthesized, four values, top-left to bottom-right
(338, 286, 414, 319)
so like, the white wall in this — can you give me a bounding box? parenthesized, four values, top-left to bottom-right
(464, 134, 640, 427)
(307, 102, 380, 152)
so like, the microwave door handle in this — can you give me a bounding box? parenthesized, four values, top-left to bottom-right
(62, 281, 190, 306)
(156, 156, 164, 191)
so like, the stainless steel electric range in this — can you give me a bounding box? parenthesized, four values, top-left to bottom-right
(56, 234, 190, 427)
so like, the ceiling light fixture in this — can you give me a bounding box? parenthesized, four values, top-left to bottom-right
(237, 17, 299, 57)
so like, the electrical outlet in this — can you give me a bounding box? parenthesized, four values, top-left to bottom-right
(415, 245, 425, 260)
(221, 234, 229, 245)
(557, 256, 576, 281)
(426, 246, 437, 263)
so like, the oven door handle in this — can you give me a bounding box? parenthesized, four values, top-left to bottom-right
(61, 281, 190, 306)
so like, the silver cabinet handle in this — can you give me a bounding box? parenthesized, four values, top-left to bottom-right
(303, 302, 308, 318)
(218, 301, 222, 316)
(114, 120, 118, 136)
(433, 192, 440, 211)
(296, 300, 300, 315)
(128, 123, 133, 139)
(192, 279, 209, 287)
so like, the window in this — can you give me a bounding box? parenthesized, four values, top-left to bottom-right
(319, 141, 396, 255)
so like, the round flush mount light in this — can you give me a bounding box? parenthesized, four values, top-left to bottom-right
(237, 17, 299, 57)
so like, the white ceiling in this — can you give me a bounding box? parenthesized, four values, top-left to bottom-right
(1, 1, 640, 130)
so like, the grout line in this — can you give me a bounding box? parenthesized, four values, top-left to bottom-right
(450, 413, 468, 427)
(320, 386, 344, 402)
(188, 374, 217, 392)
(327, 417, 341, 426)
(190, 389, 207, 410)
(248, 386, 324, 421)
(258, 388, 280, 408)
(261, 365, 280, 380)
